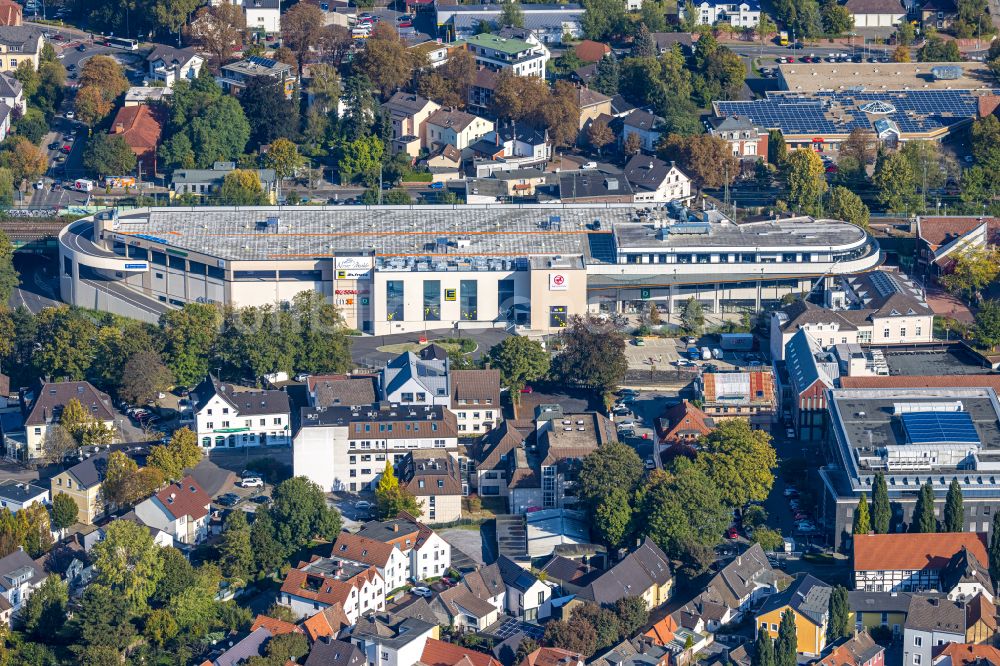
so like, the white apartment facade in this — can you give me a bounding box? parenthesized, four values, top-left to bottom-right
(192, 376, 291, 449)
(685, 0, 762, 26)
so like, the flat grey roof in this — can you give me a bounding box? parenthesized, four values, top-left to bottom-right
(883, 348, 994, 376)
(614, 217, 868, 250)
(109, 206, 642, 262)
(831, 388, 1000, 468)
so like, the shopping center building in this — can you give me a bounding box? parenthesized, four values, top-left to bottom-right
(58, 204, 882, 334)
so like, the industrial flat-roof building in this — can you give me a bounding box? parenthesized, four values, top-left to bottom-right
(713, 62, 1000, 151)
(58, 205, 881, 335)
(821, 386, 1000, 549)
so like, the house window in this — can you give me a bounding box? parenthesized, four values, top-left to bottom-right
(273, 417, 281, 425)
(883, 328, 890, 338)
(914, 637, 922, 647)
(913, 657, 921, 665)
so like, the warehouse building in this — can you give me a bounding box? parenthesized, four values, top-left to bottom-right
(58, 205, 881, 334)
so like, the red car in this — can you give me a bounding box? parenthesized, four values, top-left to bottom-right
(60, 144, 71, 154)
(787, 57, 795, 63)
(726, 527, 739, 540)
(520, 385, 533, 394)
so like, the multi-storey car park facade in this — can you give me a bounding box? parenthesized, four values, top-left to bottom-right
(58, 205, 881, 334)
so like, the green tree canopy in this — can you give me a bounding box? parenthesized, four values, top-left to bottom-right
(696, 418, 777, 507)
(853, 492, 871, 535)
(872, 471, 891, 533)
(944, 478, 964, 532)
(784, 149, 827, 215)
(92, 519, 163, 613)
(270, 477, 342, 552)
(828, 585, 850, 641)
(374, 462, 423, 520)
(975, 300, 1000, 350)
(911, 481, 937, 533)
(826, 186, 870, 230)
(550, 315, 627, 397)
(51, 492, 79, 530)
(488, 336, 550, 396)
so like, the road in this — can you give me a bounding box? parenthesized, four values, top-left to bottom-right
(9, 253, 60, 313)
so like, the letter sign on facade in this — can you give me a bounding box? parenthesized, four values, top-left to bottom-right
(549, 274, 568, 291)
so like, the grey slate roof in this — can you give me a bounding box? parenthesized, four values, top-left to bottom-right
(146, 44, 200, 66)
(622, 109, 662, 131)
(847, 590, 913, 614)
(24, 381, 116, 427)
(577, 538, 672, 605)
(0, 72, 22, 99)
(186, 458, 237, 498)
(0, 480, 47, 505)
(65, 451, 111, 489)
(786, 329, 837, 396)
(462, 561, 506, 600)
(209, 628, 272, 666)
(559, 169, 634, 200)
(758, 573, 831, 626)
(623, 154, 681, 193)
(381, 352, 449, 400)
(192, 375, 290, 417)
(312, 376, 379, 409)
(304, 637, 366, 666)
(0, 26, 43, 52)
(384, 91, 435, 117)
(904, 595, 966, 633)
(0, 548, 44, 591)
(350, 613, 436, 648)
(702, 543, 780, 610)
(940, 547, 993, 593)
(496, 554, 539, 592)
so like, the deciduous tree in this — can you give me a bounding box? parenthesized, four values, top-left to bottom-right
(543, 618, 598, 657)
(251, 506, 284, 577)
(51, 492, 79, 529)
(784, 148, 826, 215)
(147, 427, 202, 480)
(571, 604, 621, 650)
(681, 297, 704, 334)
(374, 462, 423, 519)
(2, 136, 47, 186)
(975, 300, 1000, 350)
(83, 133, 137, 177)
(282, 2, 328, 73)
(92, 519, 163, 613)
(270, 476, 342, 551)
(354, 23, 416, 98)
(696, 419, 777, 507)
(219, 510, 254, 583)
(500, 1, 525, 27)
(942, 247, 1000, 302)
(488, 336, 550, 396)
(101, 451, 139, 509)
(160, 303, 222, 387)
(308, 63, 341, 114)
(219, 168, 267, 206)
(544, 81, 582, 148)
(118, 351, 174, 407)
(659, 134, 739, 190)
(550, 315, 628, 397)
(826, 186, 870, 230)
(873, 151, 918, 213)
(240, 76, 298, 149)
(614, 596, 649, 639)
(188, 1, 246, 66)
(79, 56, 129, 100)
(264, 138, 304, 180)
(588, 119, 614, 154)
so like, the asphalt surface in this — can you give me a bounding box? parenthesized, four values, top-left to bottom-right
(350, 327, 510, 368)
(9, 253, 60, 313)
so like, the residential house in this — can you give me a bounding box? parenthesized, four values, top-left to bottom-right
(109, 104, 165, 176)
(507, 405, 615, 513)
(848, 590, 912, 638)
(904, 596, 967, 666)
(118, 510, 174, 548)
(680, 543, 784, 632)
(697, 370, 778, 429)
(422, 638, 502, 666)
(124, 86, 173, 106)
(498, 554, 552, 622)
(578, 86, 612, 130)
(623, 154, 692, 204)
(200, 627, 272, 666)
(331, 532, 410, 593)
(305, 637, 367, 666)
(0, 0, 21, 27)
(915, 216, 999, 279)
(783, 329, 838, 441)
(652, 32, 694, 54)
(145, 45, 204, 88)
(218, 56, 295, 97)
(941, 547, 994, 603)
(683, 0, 761, 26)
(355, 513, 451, 581)
(399, 451, 463, 524)
(384, 92, 441, 157)
(409, 40, 454, 68)
(170, 162, 278, 201)
(920, 0, 957, 29)
(755, 574, 832, 656)
(575, 40, 610, 62)
(50, 452, 111, 525)
(574, 538, 673, 610)
(464, 31, 548, 78)
(621, 110, 663, 153)
(436, 3, 584, 43)
(963, 593, 996, 645)
(460, 561, 507, 613)
(250, 613, 304, 637)
(425, 108, 494, 151)
(817, 632, 885, 666)
(424, 144, 463, 182)
(223, 0, 282, 34)
(302, 604, 352, 642)
(845, 0, 906, 26)
(853, 533, 989, 593)
(591, 638, 672, 666)
(472, 125, 551, 168)
(708, 115, 769, 162)
(133, 476, 211, 545)
(558, 169, 635, 203)
(21, 381, 116, 461)
(0, 26, 43, 72)
(769, 269, 935, 362)
(279, 556, 385, 622)
(933, 644, 1000, 666)
(435, 582, 502, 630)
(0, 72, 23, 141)
(450, 369, 502, 434)
(0, 480, 47, 513)
(192, 374, 291, 449)
(0, 548, 45, 625)
(350, 613, 436, 666)
(656, 400, 714, 446)
(470, 419, 533, 498)
(469, 68, 499, 115)
(521, 647, 584, 666)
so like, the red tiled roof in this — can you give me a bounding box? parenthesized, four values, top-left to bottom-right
(0, 0, 21, 26)
(331, 532, 397, 568)
(110, 104, 164, 151)
(917, 217, 994, 248)
(280, 565, 380, 608)
(521, 647, 584, 666)
(154, 476, 210, 521)
(301, 603, 351, 641)
(645, 615, 678, 646)
(839, 375, 1000, 390)
(853, 533, 988, 572)
(250, 614, 303, 636)
(933, 643, 1000, 666)
(574, 40, 610, 63)
(421, 638, 501, 666)
(658, 400, 713, 442)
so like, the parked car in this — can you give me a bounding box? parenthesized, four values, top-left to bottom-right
(520, 385, 533, 394)
(216, 493, 240, 507)
(239, 476, 264, 488)
(355, 500, 372, 511)
(726, 527, 739, 540)
(411, 586, 432, 598)
(250, 495, 271, 504)
(785, 427, 795, 438)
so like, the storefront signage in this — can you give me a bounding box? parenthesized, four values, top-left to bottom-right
(123, 262, 149, 271)
(335, 289, 361, 295)
(549, 273, 568, 291)
(444, 288, 457, 301)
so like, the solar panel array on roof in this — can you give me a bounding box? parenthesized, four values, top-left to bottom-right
(715, 89, 996, 137)
(901, 411, 980, 445)
(248, 55, 278, 68)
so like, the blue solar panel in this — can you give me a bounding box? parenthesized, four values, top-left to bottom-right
(901, 411, 979, 445)
(714, 88, 999, 137)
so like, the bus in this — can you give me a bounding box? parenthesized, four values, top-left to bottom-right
(105, 36, 138, 50)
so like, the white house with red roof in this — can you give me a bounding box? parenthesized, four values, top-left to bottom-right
(279, 556, 386, 622)
(133, 475, 211, 545)
(355, 512, 452, 582)
(332, 532, 411, 593)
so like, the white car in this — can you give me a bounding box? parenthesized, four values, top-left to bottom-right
(33, 179, 44, 190)
(411, 586, 432, 598)
(618, 419, 636, 429)
(238, 477, 263, 488)
(785, 428, 795, 438)
(56, 53, 65, 59)
(65, 111, 75, 120)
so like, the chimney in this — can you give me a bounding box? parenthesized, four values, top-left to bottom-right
(114, 122, 124, 134)
(392, 524, 399, 532)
